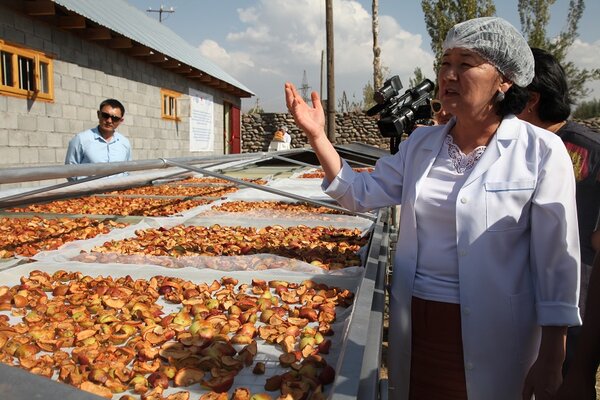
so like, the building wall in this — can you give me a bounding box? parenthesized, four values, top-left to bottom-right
(0, 4, 241, 187)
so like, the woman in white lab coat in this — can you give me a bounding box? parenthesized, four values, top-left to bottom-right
(285, 17, 580, 400)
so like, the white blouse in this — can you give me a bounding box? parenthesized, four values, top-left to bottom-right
(413, 135, 486, 303)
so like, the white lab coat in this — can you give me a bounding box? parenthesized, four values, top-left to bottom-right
(324, 115, 581, 400)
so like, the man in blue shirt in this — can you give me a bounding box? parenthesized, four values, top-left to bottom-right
(65, 98, 132, 181)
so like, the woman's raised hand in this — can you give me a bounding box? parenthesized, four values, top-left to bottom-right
(284, 82, 326, 141)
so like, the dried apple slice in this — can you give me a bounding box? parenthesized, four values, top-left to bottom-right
(231, 388, 251, 400)
(166, 392, 190, 400)
(173, 367, 204, 387)
(279, 352, 297, 367)
(201, 373, 235, 393)
(264, 374, 283, 391)
(80, 381, 113, 399)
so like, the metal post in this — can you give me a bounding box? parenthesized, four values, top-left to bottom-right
(325, 0, 336, 143)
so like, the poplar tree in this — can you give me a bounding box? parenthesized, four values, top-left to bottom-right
(372, 0, 383, 90)
(518, 0, 600, 99)
(409, 67, 427, 88)
(421, 0, 496, 71)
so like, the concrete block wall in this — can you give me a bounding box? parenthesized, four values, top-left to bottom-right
(0, 4, 242, 189)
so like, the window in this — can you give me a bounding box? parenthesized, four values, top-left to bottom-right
(161, 88, 180, 120)
(0, 41, 53, 101)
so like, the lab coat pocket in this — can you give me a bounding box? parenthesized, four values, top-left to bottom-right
(485, 180, 535, 231)
(510, 291, 538, 363)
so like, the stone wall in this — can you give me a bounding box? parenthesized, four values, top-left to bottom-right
(241, 112, 391, 152)
(575, 117, 600, 132)
(242, 113, 600, 153)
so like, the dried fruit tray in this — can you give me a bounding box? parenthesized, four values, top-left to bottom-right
(5, 197, 214, 218)
(0, 261, 364, 400)
(71, 224, 368, 271)
(101, 185, 239, 198)
(0, 207, 389, 400)
(296, 168, 374, 179)
(0, 216, 129, 259)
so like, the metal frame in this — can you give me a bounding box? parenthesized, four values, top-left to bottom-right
(0, 362, 105, 400)
(0, 148, 390, 399)
(331, 208, 389, 400)
(0, 152, 311, 209)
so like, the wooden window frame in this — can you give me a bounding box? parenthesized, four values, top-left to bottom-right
(160, 88, 180, 121)
(0, 40, 54, 101)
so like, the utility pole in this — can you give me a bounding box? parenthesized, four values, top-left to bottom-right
(146, 5, 175, 23)
(325, 0, 335, 143)
(320, 50, 324, 98)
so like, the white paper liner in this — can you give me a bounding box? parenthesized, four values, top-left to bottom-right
(227, 178, 331, 202)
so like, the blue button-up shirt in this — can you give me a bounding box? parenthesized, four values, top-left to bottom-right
(65, 127, 132, 180)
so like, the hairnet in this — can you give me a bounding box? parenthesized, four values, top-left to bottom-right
(442, 17, 534, 87)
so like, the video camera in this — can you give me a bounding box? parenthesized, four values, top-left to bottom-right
(367, 76, 435, 139)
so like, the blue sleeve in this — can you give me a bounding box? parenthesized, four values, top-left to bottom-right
(65, 135, 82, 165)
(127, 141, 132, 161)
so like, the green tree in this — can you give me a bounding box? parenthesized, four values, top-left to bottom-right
(421, 0, 496, 71)
(573, 98, 600, 119)
(338, 91, 364, 113)
(247, 98, 263, 114)
(408, 67, 427, 88)
(363, 65, 390, 110)
(518, 0, 600, 99)
(362, 81, 376, 111)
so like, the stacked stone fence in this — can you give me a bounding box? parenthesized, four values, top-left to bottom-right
(241, 112, 391, 152)
(241, 113, 600, 154)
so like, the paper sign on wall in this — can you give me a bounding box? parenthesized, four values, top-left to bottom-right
(189, 88, 214, 152)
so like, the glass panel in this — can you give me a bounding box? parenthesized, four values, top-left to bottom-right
(1, 51, 14, 87)
(169, 96, 176, 116)
(18, 55, 34, 91)
(39, 62, 49, 93)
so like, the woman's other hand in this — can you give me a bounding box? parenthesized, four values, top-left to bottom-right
(522, 326, 567, 400)
(522, 358, 564, 400)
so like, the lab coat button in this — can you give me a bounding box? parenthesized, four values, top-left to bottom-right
(466, 362, 474, 370)
(460, 197, 468, 204)
(459, 250, 467, 257)
(463, 307, 471, 315)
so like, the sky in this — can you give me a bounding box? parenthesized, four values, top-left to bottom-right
(128, 0, 600, 113)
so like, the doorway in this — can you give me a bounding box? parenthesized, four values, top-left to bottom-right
(223, 102, 241, 154)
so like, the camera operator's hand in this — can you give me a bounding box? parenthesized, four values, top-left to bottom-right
(285, 82, 326, 141)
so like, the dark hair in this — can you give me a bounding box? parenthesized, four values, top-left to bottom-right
(99, 98, 125, 117)
(526, 47, 572, 122)
(496, 84, 529, 117)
